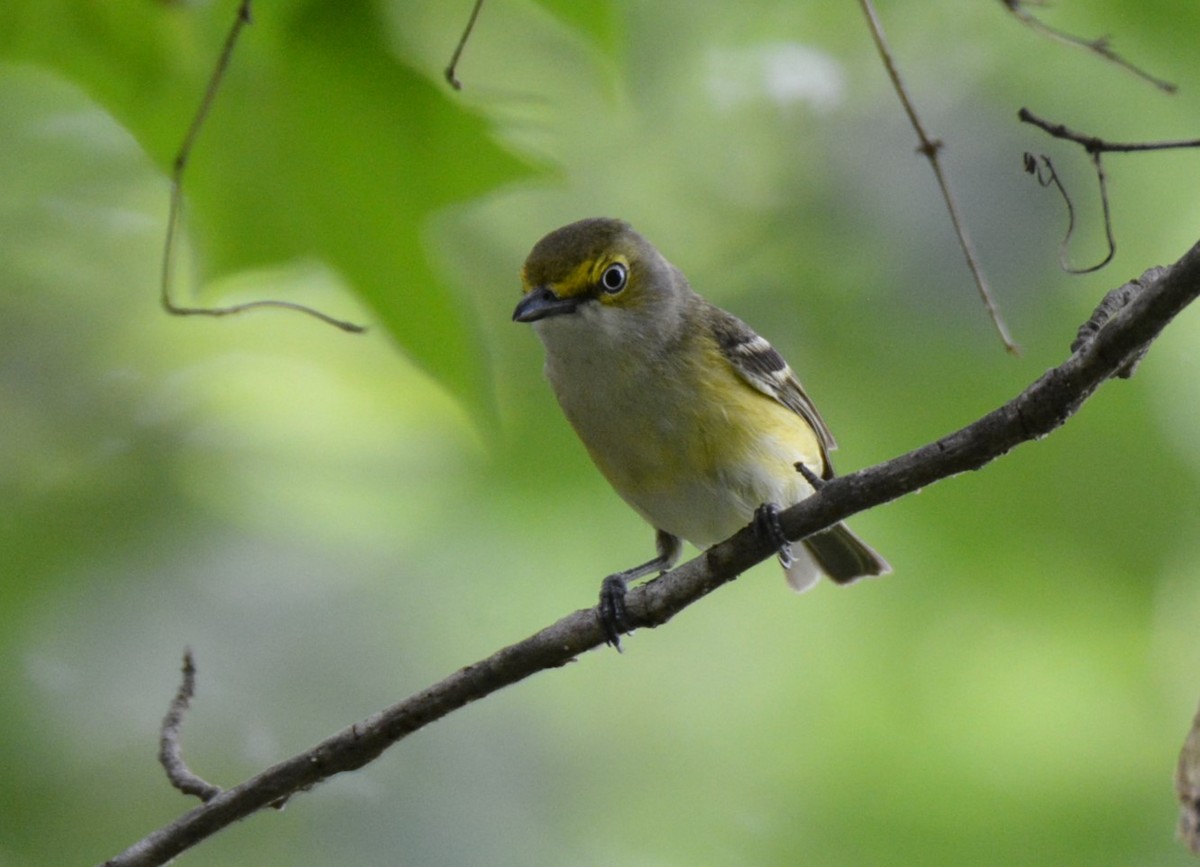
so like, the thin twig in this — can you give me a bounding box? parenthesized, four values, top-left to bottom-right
(444, 0, 487, 90)
(794, 461, 825, 490)
(158, 649, 221, 803)
(1019, 108, 1200, 275)
(858, 0, 1019, 354)
(1000, 0, 1178, 94)
(1023, 152, 1114, 274)
(101, 239, 1200, 867)
(1018, 108, 1200, 153)
(1081, 150, 1116, 273)
(1023, 153, 1078, 270)
(161, 0, 366, 334)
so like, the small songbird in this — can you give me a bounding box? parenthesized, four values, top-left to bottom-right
(513, 218, 889, 646)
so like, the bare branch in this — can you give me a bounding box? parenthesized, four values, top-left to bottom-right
(1018, 108, 1200, 153)
(1000, 0, 1178, 94)
(858, 0, 1018, 354)
(158, 649, 221, 803)
(1178, 699, 1200, 852)
(445, 0, 487, 91)
(101, 240, 1200, 867)
(1071, 269, 1161, 379)
(161, 0, 367, 334)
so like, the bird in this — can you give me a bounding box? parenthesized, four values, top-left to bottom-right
(513, 218, 889, 646)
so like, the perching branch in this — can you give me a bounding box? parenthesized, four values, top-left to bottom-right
(858, 0, 1018, 354)
(161, 0, 366, 334)
(101, 240, 1200, 867)
(1177, 699, 1200, 852)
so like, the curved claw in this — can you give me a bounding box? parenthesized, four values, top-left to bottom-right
(753, 503, 794, 568)
(598, 574, 629, 651)
(595, 530, 681, 652)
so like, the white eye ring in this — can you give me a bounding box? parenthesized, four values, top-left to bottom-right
(600, 262, 628, 294)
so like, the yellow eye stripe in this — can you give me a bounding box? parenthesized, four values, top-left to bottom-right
(541, 255, 631, 301)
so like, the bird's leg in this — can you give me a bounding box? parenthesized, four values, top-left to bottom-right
(599, 529, 682, 650)
(753, 503, 794, 569)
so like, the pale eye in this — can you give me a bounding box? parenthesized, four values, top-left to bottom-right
(600, 262, 628, 294)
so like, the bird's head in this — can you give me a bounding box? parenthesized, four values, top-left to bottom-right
(513, 218, 685, 334)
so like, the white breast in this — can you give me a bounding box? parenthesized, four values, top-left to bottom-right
(532, 308, 820, 548)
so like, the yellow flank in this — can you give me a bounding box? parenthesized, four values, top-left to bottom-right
(567, 327, 824, 548)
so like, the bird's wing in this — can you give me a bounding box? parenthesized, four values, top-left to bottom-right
(708, 305, 838, 473)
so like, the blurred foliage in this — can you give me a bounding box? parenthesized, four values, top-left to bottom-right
(2, 1, 1200, 865)
(4, 0, 530, 412)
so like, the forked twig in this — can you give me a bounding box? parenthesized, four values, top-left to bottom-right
(1000, 0, 1178, 94)
(859, 0, 1019, 354)
(1019, 108, 1200, 275)
(161, 0, 366, 334)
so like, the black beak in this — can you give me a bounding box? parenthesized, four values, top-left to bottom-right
(512, 285, 581, 323)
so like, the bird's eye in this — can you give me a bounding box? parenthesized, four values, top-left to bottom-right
(600, 262, 628, 294)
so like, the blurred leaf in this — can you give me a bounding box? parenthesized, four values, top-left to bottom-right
(0, 0, 533, 412)
(535, 0, 621, 54)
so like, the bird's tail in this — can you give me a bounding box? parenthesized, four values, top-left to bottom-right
(783, 522, 890, 592)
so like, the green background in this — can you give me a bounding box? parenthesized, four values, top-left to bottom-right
(3, 1, 1200, 864)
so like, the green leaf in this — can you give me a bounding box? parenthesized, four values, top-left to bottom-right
(534, 0, 621, 54)
(1, 0, 532, 412)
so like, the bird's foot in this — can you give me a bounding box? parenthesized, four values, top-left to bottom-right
(598, 573, 630, 651)
(753, 503, 794, 569)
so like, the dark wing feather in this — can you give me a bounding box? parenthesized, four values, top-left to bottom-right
(708, 305, 838, 476)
